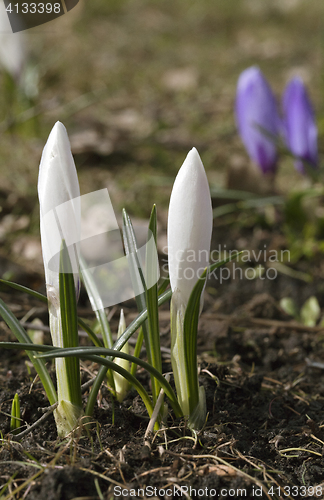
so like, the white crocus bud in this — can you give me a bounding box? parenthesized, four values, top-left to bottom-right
(114, 309, 130, 403)
(38, 121, 81, 303)
(167, 147, 213, 307)
(167, 148, 212, 428)
(38, 121, 82, 437)
(0, 1, 25, 82)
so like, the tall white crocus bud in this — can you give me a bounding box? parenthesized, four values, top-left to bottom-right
(167, 148, 213, 428)
(168, 147, 213, 307)
(38, 121, 81, 300)
(38, 121, 82, 437)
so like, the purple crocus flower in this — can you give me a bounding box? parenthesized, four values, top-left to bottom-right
(235, 66, 280, 175)
(282, 77, 318, 174)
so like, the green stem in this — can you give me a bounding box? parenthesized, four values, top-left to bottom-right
(146, 205, 162, 402)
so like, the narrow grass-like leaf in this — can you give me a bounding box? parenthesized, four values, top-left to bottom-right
(122, 209, 147, 296)
(207, 253, 241, 275)
(145, 205, 162, 401)
(80, 255, 115, 398)
(0, 279, 47, 303)
(112, 289, 172, 354)
(0, 298, 57, 405)
(77, 318, 103, 348)
(158, 277, 170, 296)
(10, 394, 21, 432)
(96, 310, 113, 348)
(183, 270, 207, 415)
(80, 256, 113, 349)
(0, 277, 103, 348)
(122, 209, 155, 399)
(122, 209, 150, 339)
(130, 327, 143, 377)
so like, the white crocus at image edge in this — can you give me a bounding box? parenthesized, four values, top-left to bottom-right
(0, 0, 25, 81)
(167, 147, 213, 425)
(38, 121, 83, 437)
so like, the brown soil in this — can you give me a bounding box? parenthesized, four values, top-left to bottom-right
(1, 244, 324, 500)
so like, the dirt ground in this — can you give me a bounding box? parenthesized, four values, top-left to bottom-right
(1, 220, 324, 499)
(0, 0, 324, 499)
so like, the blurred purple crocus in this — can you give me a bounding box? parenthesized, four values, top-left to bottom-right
(235, 66, 280, 175)
(282, 77, 318, 174)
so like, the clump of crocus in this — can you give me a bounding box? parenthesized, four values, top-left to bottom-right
(38, 121, 83, 437)
(235, 66, 280, 175)
(167, 148, 213, 429)
(282, 77, 318, 174)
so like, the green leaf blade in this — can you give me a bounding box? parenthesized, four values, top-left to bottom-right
(59, 241, 82, 408)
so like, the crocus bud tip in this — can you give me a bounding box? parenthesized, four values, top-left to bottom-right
(50, 121, 68, 141)
(237, 65, 260, 87)
(184, 147, 205, 175)
(187, 147, 200, 160)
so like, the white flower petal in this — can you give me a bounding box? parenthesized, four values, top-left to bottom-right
(38, 122, 81, 301)
(167, 148, 213, 306)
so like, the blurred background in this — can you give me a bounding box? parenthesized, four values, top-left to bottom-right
(0, 0, 322, 291)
